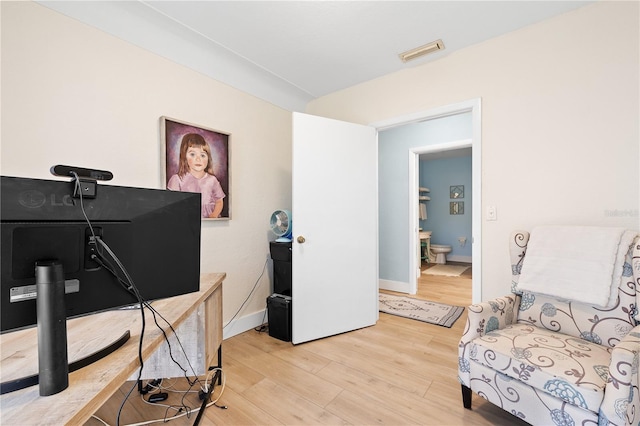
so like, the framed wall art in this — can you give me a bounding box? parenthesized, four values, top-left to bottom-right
(450, 201, 464, 215)
(161, 116, 230, 220)
(450, 185, 464, 199)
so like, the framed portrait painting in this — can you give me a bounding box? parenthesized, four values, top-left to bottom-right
(161, 116, 230, 220)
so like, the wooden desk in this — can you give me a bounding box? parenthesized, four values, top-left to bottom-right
(0, 272, 224, 425)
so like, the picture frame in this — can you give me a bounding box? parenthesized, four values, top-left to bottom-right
(450, 185, 464, 199)
(450, 201, 464, 215)
(161, 116, 230, 220)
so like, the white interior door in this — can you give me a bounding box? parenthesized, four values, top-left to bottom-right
(291, 112, 378, 344)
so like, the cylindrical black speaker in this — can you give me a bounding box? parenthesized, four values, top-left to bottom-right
(35, 260, 69, 396)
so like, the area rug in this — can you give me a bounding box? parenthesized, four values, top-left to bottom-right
(378, 293, 464, 328)
(422, 264, 469, 277)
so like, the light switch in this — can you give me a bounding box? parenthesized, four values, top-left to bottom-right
(487, 205, 497, 221)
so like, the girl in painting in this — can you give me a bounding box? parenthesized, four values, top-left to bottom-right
(167, 133, 225, 218)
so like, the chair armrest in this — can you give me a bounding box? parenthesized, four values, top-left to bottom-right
(509, 231, 529, 295)
(633, 237, 640, 323)
(458, 294, 520, 386)
(464, 294, 521, 339)
(600, 325, 640, 425)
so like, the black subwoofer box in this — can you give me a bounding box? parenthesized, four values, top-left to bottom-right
(267, 293, 292, 342)
(269, 241, 292, 296)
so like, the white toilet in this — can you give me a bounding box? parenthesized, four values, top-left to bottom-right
(430, 244, 452, 264)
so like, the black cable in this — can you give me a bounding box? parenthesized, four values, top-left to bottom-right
(96, 241, 145, 426)
(93, 247, 202, 385)
(71, 173, 97, 240)
(72, 173, 209, 421)
(192, 370, 221, 426)
(254, 305, 269, 333)
(70, 174, 146, 426)
(223, 257, 269, 330)
(147, 306, 193, 383)
(94, 244, 202, 425)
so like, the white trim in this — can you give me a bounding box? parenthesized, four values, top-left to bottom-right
(371, 99, 479, 130)
(222, 309, 267, 340)
(370, 98, 482, 303)
(447, 255, 473, 263)
(379, 278, 411, 294)
(470, 100, 482, 304)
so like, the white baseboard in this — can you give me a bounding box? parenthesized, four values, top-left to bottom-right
(224, 268, 469, 340)
(379, 279, 411, 294)
(447, 255, 472, 263)
(222, 308, 267, 340)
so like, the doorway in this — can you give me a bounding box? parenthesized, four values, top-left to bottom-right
(415, 145, 472, 299)
(372, 98, 482, 303)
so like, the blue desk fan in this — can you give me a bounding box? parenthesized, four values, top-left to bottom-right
(270, 209, 292, 242)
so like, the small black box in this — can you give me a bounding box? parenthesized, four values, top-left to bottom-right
(269, 241, 292, 296)
(269, 241, 291, 261)
(267, 293, 292, 342)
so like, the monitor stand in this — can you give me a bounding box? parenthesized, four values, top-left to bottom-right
(0, 261, 130, 395)
(0, 330, 130, 395)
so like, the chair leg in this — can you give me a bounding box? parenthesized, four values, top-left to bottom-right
(461, 384, 472, 409)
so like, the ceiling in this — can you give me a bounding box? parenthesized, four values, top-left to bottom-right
(38, 1, 592, 111)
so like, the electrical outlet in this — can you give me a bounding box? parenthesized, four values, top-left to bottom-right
(487, 205, 497, 221)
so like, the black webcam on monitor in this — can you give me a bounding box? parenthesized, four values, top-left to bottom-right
(50, 165, 113, 199)
(50, 164, 114, 181)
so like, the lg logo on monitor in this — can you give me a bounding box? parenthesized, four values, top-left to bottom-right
(18, 190, 73, 208)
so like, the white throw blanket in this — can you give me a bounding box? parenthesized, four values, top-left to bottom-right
(517, 226, 636, 308)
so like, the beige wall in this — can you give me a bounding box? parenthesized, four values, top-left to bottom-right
(307, 1, 640, 300)
(3, 1, 638, 320)
(1, 2, 292, 334)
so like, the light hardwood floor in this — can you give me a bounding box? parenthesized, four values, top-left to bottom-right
(88, 263, 528, 425)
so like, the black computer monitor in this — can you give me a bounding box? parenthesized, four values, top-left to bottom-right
(1, 175, 202, 333)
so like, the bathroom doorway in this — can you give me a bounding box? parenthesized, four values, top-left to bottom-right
(374, 98, 481, 303)
(416, 146, 473, 299)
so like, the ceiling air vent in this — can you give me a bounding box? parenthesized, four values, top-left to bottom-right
(399, 39, 445, 63)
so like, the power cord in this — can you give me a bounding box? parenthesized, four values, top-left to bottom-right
(90, 369, 227, 426)
(72, 174, 199, 425)
(72, 175, 227, 425)
(71, 173, 147, 426)
(223, 257, 269, 331)
(94, 247, 200, 385)
(138, 379, 162, 395)
(254, 304, 269, 333)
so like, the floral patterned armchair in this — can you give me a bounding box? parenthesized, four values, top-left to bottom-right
(458, 230, 640, 425)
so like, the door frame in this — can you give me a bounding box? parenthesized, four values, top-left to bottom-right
(370, 98, 482, 303)
(409, 140, 472, 293)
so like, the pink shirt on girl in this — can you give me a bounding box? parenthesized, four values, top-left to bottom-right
(168, 173, 225, 218)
